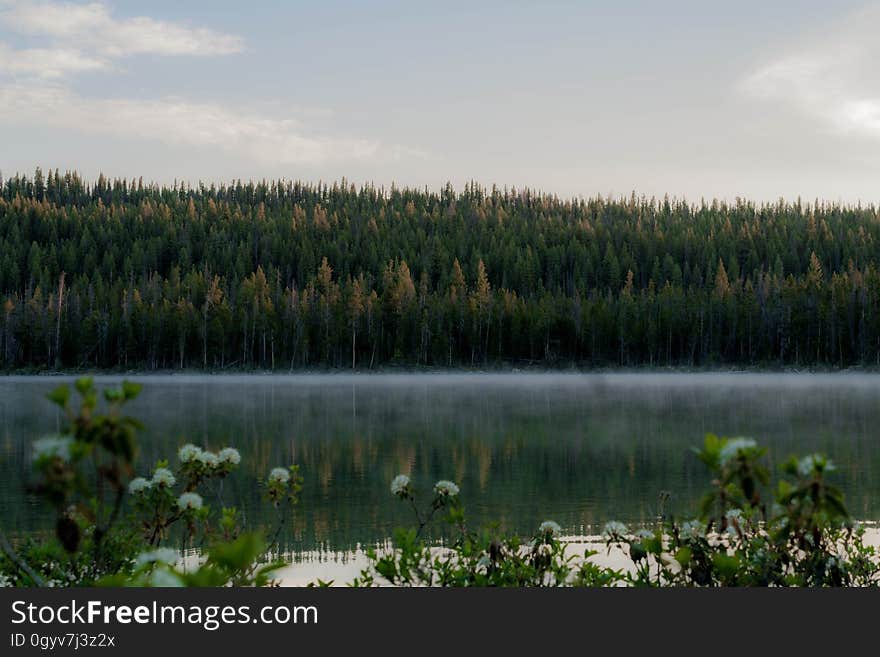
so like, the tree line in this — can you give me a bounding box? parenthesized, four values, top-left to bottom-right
(2, 168, 880, 370)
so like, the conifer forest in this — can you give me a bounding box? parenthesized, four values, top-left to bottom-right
(2, 168, 879, 371)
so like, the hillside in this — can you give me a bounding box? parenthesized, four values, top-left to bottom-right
(1, 169, 878, 370)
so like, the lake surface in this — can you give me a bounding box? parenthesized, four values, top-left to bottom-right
(2, 373, 879, 554)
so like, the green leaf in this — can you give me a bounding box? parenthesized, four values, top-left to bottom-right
(74, 377, 94, 396)
(207, 532, 265, 572)
(674, 547, 692, 566)
(122, 380, 142, 401)
(644, 536, 663, 554)
(712, 553, 740, 580)
(104, 388, 124, 402)
(46, 385, 70, 408)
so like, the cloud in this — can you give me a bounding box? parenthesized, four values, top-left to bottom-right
(0, 0, 243, 57)
(837, 99, 880, 135)
(0, 42, 107, 77)
(0, 82, 380, 165)
(741, 5, 880, 139)
(0, 2, 411, 167)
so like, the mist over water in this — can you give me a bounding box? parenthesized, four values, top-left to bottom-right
(2, 373, 879, 552)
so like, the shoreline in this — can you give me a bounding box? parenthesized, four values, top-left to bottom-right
(5, 367, 880, 378)
(274, 526, 880, 586)
(6, 362, 880, 378)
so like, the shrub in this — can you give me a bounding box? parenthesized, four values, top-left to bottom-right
(350, 434, 880, 587)
(0, 378, 301, 587)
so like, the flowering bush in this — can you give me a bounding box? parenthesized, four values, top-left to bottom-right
(0, 378, 302, 587)
(350, 435, 880, 587)
(350, 476, 624, 587)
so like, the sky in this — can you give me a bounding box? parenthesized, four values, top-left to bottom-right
(1, 0, 879, 203)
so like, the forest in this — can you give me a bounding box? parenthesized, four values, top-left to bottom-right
(1, 168, 880, 371)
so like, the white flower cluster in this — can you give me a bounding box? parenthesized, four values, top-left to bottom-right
(602, 521, 629, 537)
(0, 573, 12, 587)
(177, 492, 203, 510)
(475, 555, 492, 575)
(197, 451, 219, 468)
(797, 454, 834, 477)
(433, 480, 460, 497)
(538, 520, 562, 536)
(679, 520, 705, 539)
(151, 467, 176, 488)
(178, 443, 202, 463)
(128, 477, 152, 495)
(719, 437, 757, 466)
(134, 548, 179, 568)
(390, 474, 411, 497)
(179, 444, 239, 470)
(33, 435, 73, 461)
(268, 467, 290, 484)
(218, 447, 241, 465)
(635, 528, 654, 540)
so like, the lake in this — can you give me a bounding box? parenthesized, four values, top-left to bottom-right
(2, 373, 879, 555)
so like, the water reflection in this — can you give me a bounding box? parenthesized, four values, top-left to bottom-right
(1, 373, 879, 552)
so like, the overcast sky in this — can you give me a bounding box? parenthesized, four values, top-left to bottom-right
(1, 0, 879, 203)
